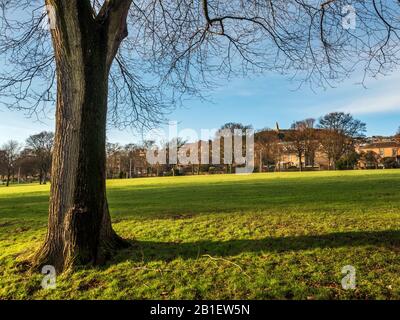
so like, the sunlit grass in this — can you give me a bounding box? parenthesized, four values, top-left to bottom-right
(1, 170, 400, 299)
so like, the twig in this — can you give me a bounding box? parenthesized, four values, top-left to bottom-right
(133, 266, 174, 276)
(202, 254, 251, 279)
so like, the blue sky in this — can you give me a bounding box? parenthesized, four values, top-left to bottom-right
(1, 70, 400, 146)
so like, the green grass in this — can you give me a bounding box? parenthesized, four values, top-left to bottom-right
(1, 170, 400, 300)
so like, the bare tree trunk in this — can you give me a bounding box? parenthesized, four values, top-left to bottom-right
(33, 0, 130, 272)
(298, 153, 303, 172)
(6, 170, 10, 187)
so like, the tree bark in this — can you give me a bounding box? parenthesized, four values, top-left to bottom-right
(33, 0, 131, 272)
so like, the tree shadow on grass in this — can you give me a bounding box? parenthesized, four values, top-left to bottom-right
(112, 230, 400, 264)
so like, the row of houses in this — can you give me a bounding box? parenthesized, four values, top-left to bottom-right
(275, 133, 400, 171)
(278, 141, 400, 170)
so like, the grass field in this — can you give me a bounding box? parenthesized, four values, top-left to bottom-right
(0, 170, 400, 300)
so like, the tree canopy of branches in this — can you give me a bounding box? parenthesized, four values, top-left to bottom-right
(0, 140, 21, 186)
(15, 148, 39, 181)
(286, 119, 318, 171)
(1, 0, 399, 272)
(2, 1, 400, 119)
(361, 150, 381, 169)
(318, 112, 366, 169)
(26, 131, 54, 184)
(255, 128, 282, 172)
(217, 123, 253, 173)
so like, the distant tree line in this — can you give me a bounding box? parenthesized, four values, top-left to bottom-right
(1, 112, 398, 185)
(0, 132, 54, 186)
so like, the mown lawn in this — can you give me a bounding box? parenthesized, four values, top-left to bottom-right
(0, 170, 400, 300)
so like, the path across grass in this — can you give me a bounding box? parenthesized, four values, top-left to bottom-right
(0, 170, 400, 299)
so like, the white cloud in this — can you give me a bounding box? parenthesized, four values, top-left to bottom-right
(338, 93, 400, 114)
(307, 71, 400, 116)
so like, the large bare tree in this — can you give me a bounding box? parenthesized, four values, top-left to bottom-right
(26, 131, 54, 184)
(0, 140, 21, 186)
(1, 0, 399, 272)
(286, 119, 318, 171)
(318, 112, 366, 169)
